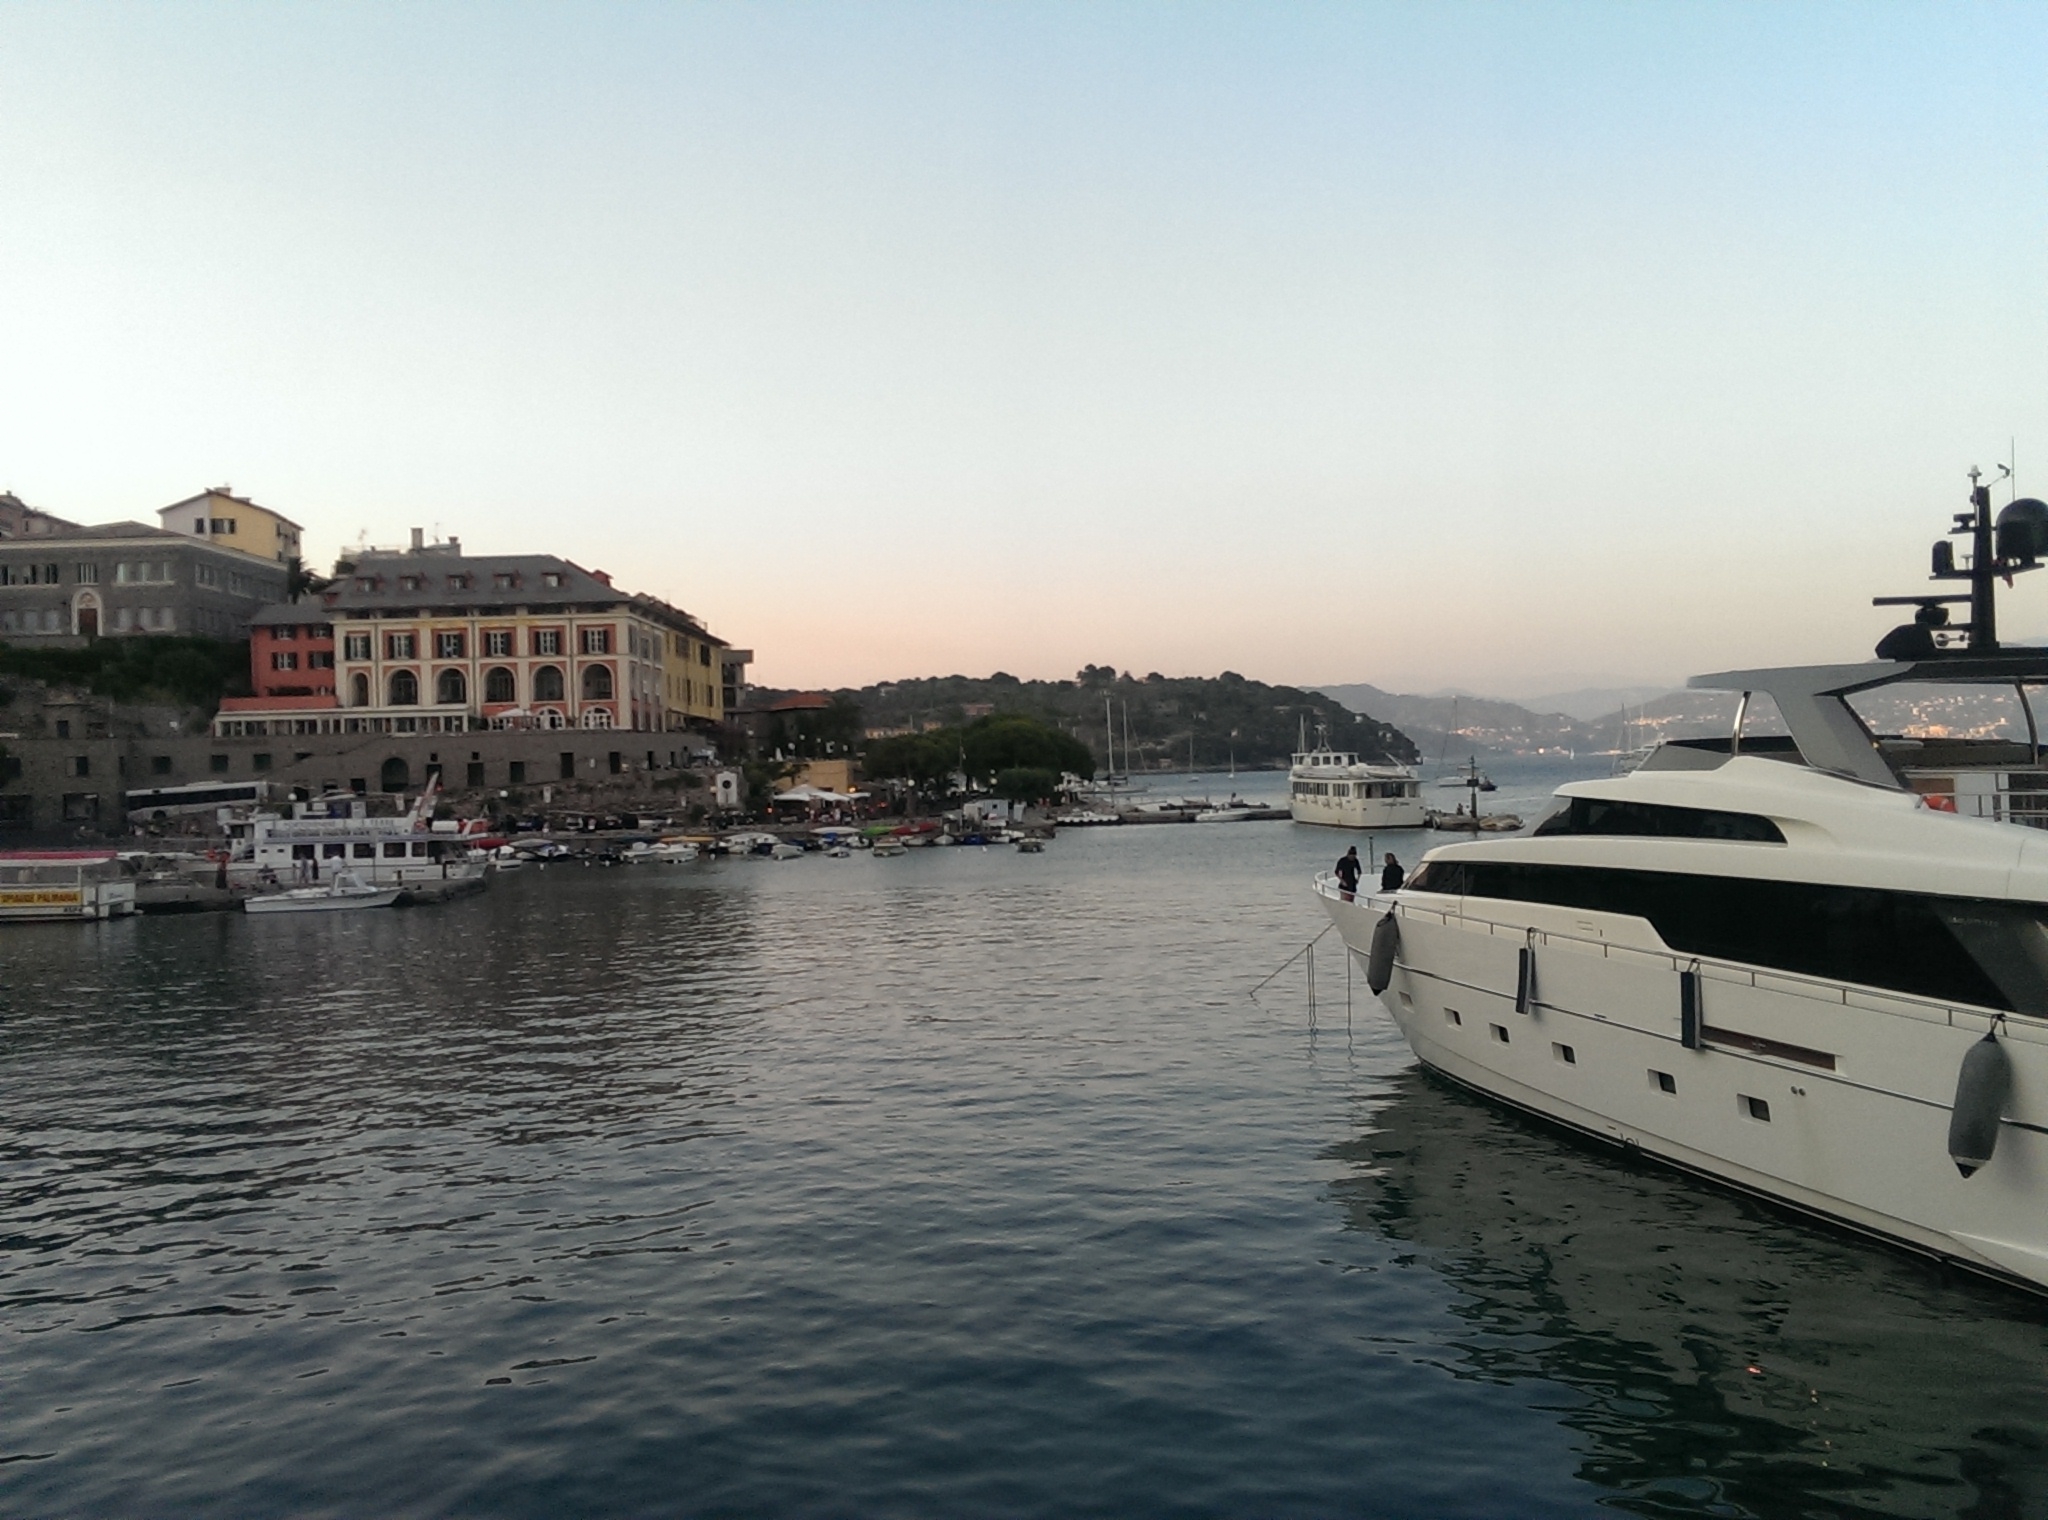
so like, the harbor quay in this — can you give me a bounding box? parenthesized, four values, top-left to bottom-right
(0, 666, 735, 838)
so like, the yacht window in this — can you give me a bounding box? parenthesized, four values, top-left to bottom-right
(1531, 796, 1784, 843)
(353, 844, 375, 858)
(383, 842, 407, 858)
(1930, 902, 2048, 1017)
(1453, 860, 2016, 1013)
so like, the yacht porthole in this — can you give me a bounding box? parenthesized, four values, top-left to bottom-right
(1490, 1024, 1509, 1044)
(1651, 1070, 1677, 1095)
(1443, 1008, 1462, 1027)
(1741, 1095, 1772, 1123)
(1552, 1043, 1576, 1065)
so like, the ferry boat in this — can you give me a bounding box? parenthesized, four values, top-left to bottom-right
(0, 851, 138, 921)
(1288, 728, 1425, 830)
(227, 780, 489, 891)
(1320, 475, 2048, 1293)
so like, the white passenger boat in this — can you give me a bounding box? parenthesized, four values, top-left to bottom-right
(244, 871, 400, 914)
(1322, 478, 2048, 1293)
(1288, 728, 1425, 830)
(0, 851, 138, 921)
(228, 779, 488, 893)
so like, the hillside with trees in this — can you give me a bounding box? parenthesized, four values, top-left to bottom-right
(762, 667, 1416, 773)
(0, 636, 251, 713)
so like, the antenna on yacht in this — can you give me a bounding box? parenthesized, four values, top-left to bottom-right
(1873, 466, 2048, 658)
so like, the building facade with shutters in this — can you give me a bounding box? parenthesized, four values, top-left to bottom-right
(157, 487, 305, 566)
(213, 541, 744, 738)
(0, 521, 290, 644)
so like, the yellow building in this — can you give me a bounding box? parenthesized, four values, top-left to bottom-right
(159, 487, 305, 566)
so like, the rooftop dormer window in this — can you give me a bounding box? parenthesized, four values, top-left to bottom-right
(447, 574, 472, 591)
(355, 577, 379, 592)
(493, 572, 518, 590)
(398, 575, 424, 592)
(541, 571, 564, 588)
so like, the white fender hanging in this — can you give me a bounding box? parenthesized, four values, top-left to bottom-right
(1947, 1027, 2013, 1178)
(1366, 913, 1400, 996)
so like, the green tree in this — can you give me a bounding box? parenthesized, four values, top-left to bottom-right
(993, 766, 1061, 804)
(0, 636, 251, 712)
(863, 729, 961, 795)
(959, 715, 1093, 781)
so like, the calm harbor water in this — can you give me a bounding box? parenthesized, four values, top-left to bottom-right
(6, 777, 2048, 1517)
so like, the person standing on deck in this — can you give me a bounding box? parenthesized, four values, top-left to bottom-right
(1334, 846, 1362, 899)
(1381, 852, 1406, 893)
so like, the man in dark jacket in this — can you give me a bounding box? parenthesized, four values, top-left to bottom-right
(1334, 846, 1362, 898)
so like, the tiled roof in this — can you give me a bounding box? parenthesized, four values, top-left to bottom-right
(321, 554, 619, 611)
(312, 554, 727, 645)
(0, 520, 179, 543)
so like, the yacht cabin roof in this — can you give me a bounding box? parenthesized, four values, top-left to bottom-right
(1688, 653, 2048, 789)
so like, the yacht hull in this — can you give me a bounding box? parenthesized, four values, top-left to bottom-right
(1322, 883, 2048, 1294)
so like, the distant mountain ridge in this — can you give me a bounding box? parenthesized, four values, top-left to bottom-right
(758, 669, 1419, 771)
(1312, 684, 1611, 760)
(1315, 679, 2048, 759)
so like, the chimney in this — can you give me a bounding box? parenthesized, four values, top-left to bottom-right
(591, 569, 612, 586)
(448, 536, 461, 556)
(410, 527, 424, 553)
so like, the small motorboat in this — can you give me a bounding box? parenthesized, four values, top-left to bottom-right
(244, 872, 399, 914)
(649, 840, 700, 862)
(1015, 837, 1046, 853)
(871, 838, 907, 858)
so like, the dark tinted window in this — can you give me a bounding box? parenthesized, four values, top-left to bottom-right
(1532, 796, 1783, 843)
(1410, 858, 2027, 1012)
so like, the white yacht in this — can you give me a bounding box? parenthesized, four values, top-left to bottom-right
(1289, 731, 1425, 830)
(1321, 478, 2048, 1294)
(244, 871, 400, 914)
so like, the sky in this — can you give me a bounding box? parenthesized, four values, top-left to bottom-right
(2, 1, 2046, 699)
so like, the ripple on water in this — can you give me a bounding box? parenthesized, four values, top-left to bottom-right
(2, 822, 2045, 1515)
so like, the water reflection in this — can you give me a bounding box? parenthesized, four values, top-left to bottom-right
(1333, 1070, 2048, 1518)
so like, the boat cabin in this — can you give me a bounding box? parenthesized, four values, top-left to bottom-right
(0, 851, 138, 921)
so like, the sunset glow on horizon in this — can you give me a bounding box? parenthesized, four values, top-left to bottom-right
(3, 2, 2045, 699)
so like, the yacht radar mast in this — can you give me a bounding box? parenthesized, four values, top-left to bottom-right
(1873, 466, 2048, 659)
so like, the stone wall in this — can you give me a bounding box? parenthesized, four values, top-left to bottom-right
(0, 679, 725, 838)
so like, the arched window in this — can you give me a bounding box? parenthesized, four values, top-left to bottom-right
(436, 668, 466, 705)
(351, 672, 369, 707)
(581, 706, 613, 728)
(484, 666, 516, 704)
(581, 664, 614, 700)
(380, 756, 410, 792)
(389, 669, 419, 706)
(533, 665, 564, 702)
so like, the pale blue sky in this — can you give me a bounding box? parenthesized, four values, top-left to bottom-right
(2, 2, 2044, 694)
